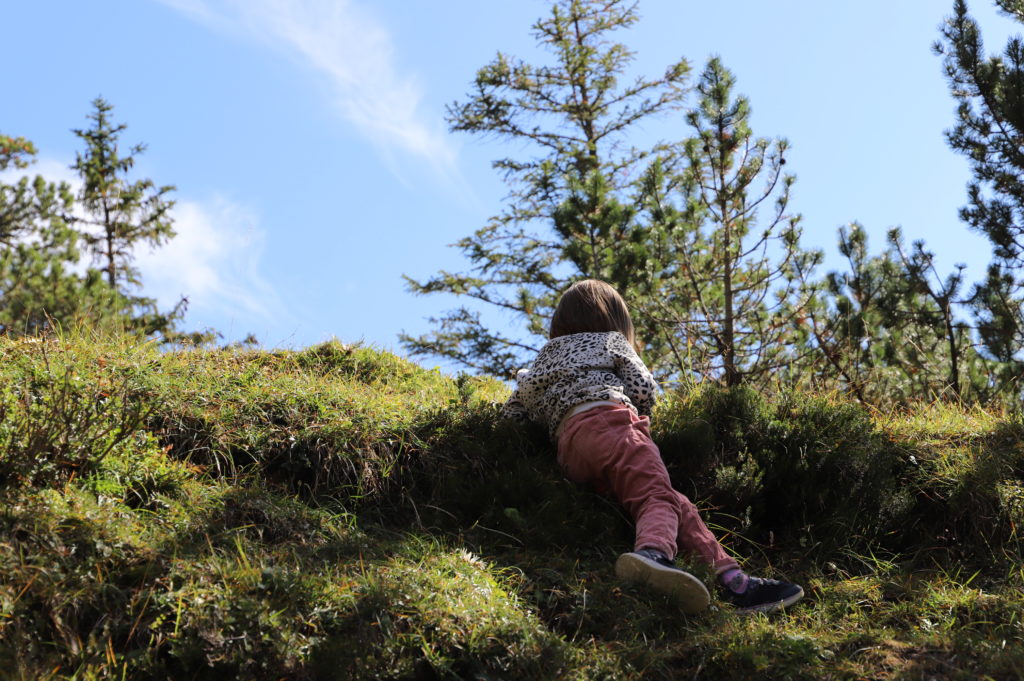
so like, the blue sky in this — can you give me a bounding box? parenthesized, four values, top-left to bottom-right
(2, 1, 1020, 367)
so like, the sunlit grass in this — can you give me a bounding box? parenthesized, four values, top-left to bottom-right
(0, 332, 1022, 679)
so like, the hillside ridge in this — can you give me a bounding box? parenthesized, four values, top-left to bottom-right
(1, 335, 1022, 679)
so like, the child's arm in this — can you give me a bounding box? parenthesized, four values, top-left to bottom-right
(609, 334, 659, 416)
(500, 390, 530, 422)
(499, 369, 530, 423)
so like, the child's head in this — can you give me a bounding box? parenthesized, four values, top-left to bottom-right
(550, 279, 635, 346)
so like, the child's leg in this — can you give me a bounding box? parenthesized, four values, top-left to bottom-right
(557, 405, 737, 573)
(560, 406, 804, 614)
(671, 488, 739, 574)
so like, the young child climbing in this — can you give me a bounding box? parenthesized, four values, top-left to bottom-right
(501, 279, 804, 614)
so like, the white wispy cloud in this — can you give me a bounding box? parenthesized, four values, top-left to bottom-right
(157, 0, 457, 178)
(135, 196, 280, 322)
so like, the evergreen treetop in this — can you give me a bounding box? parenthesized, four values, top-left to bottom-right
(402, 0, 690, 376)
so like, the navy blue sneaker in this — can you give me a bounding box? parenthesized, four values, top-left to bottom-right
(719, 574, 804, 614)
(614, 548, 710, 614)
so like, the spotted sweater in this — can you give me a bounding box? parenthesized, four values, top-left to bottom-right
(500, 331, 659, 439)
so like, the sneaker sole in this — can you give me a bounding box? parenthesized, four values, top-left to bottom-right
(615, 553, 710, 614)
(733, 586, 805, 615)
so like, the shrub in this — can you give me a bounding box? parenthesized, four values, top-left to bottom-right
(0, 343, 152, 493)
(655, 386, 912, 555)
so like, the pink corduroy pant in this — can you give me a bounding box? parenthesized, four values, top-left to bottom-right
(557, 404, 739, 574)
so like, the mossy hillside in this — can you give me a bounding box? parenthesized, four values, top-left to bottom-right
(1, 334, 1022, 680)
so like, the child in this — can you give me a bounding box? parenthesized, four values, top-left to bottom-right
(501, 279, 803, 614)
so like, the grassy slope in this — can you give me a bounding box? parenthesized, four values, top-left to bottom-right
(0, 334, 1022, 680)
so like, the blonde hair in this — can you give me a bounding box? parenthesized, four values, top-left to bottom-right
(549, 279, 636, 347)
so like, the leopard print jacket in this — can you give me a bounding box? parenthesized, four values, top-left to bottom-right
(500, 331, 658, 439)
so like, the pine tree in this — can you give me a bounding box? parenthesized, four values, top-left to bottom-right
(70, 97, 183, 337)
(936, 0, 1024, 381)
(0, 134, 36, 172)
(796, 224, 988, 405)
(638, 58, 819, 387)
(0, 133, 120, 335)
(887, 229, 979, 400)
(1, 102, 191, 340)
(1, 135, 47, 245)
(72, 98, 175, 291)
(401, 0, 690, 376)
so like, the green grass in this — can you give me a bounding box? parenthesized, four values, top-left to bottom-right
(1, 333, 1023, 679)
